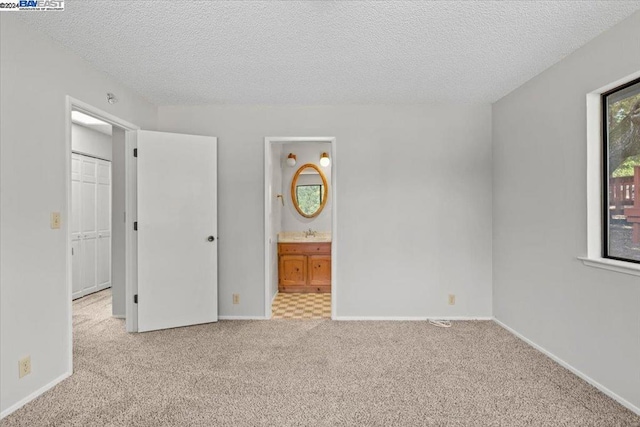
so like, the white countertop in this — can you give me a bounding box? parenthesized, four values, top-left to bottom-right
(278, 231, 331, 243)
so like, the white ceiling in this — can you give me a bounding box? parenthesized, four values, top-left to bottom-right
(17, 1, 640, 105)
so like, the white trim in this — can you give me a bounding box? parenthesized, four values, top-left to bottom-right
(0, 372, 71, 419)
(494, 318, 640, 416)
(64, 98, 74, 375)
(112, 315, 126, 319)
(218, 315, 269, 320)
(578, 256, 640, 277)
(330, 139, 337, 320)
(263, 137, 338, 320)
(263, 139, 271, 319)
(583, 70, 640, 266)
(272, 291, 279, 304)
(334, 316, 493, 321)
(585, 92, 602, 259)
(70, 98, 139, 131)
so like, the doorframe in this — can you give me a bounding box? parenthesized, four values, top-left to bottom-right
(263, 137, 338, 319)
(65, 96, 140, 372)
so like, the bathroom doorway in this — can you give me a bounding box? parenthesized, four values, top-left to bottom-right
(264, 137, 337, 320)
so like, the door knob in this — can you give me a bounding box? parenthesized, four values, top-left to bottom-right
(207, 236, 215, 242)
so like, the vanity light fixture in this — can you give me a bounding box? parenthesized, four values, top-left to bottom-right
(320, 152, 330, 167)
(286, 153, 297, 167)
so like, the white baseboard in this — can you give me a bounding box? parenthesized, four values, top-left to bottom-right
(493, 318, 640, 416)
(0, 372, 71, 419)
(96, 283, 111, 292)
(218, 315, 269, 320)
(334, 316, 493, 321)
(112, 314, 125, 319)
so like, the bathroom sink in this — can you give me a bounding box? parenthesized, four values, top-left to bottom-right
(278, 231, 331, 243)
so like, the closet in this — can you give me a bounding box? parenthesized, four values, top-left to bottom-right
(71, 153, 112, 299)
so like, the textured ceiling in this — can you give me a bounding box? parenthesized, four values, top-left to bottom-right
(16, 1, 640, 105)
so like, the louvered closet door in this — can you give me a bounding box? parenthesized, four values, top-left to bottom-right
(80, 157, 98, 295)
(96, 159, 112, 291)
(71, 154, 83, 299)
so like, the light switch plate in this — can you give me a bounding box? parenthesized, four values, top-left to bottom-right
(50, 212, 61, 229)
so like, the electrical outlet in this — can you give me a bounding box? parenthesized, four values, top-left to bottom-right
(232, 294, 240, 304)
(448, 294, 456, 305)
(50, 212, 61, 229)
(19, 356, 31, 378)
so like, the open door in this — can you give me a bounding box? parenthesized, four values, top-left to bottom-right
(137, 130, 217, 332)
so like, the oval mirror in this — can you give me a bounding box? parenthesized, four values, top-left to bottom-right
(291, 163, 329, 218)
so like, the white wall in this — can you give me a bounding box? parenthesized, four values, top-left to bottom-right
(492, 11, 640, 411)
(71, 123, 112, 161)
(158, 104, 493, 319)
(0, 15, 157, 416)
(281, 142, 332, 232)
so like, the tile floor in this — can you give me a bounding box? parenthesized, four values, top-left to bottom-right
(271, 292, 331, 319)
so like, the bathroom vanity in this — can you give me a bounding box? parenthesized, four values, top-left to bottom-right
(278, 233, 331, 293)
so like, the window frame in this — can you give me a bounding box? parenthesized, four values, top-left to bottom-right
(600, 76, 640, 264)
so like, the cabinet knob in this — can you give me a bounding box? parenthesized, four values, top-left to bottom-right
(207, 236, 215, 242)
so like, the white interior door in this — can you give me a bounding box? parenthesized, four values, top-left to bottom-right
(81, 157, 98, 295)
(137, 130, 218, 332)
(96, 159, 112, 291)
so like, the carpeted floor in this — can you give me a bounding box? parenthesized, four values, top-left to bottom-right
(3, 289, 639, 427)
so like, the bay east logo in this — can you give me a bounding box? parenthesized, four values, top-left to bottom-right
(0, 0, 64, 11)
(19, 0, 64, 9)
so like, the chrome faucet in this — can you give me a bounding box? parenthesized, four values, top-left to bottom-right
(304, 228, 317, 237)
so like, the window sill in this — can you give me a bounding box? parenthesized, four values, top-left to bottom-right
(578, 257, 640, 277)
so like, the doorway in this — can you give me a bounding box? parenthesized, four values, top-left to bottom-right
(264, 137, 337, 320)
(70, 111, 114, 302)
(65, 96, 140, 374)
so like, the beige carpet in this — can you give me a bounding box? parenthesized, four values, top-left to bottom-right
(3, 290, 639, 427)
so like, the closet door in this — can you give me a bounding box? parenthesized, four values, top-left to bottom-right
(81, 157, 98, 295)
(71, 154, 83, 299)
(96, 159, 112, 290)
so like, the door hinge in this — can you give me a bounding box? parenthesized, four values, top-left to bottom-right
(71, 247, 74, 255)
(134, 294, 138, 304)
(134, 221, 138, 231)
(133, 148, 138, 157)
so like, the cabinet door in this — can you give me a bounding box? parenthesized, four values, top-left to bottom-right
(279, 255, 307, 286)
(308, 255, 331, 286)
(96, 159, 111, 290)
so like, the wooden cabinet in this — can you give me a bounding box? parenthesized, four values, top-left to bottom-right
(279, 255, 307, 286)
(278, 243, 331, 293)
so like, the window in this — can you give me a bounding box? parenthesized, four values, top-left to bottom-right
(603, 77, 640, 263)
(296, 185, 323, 216)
